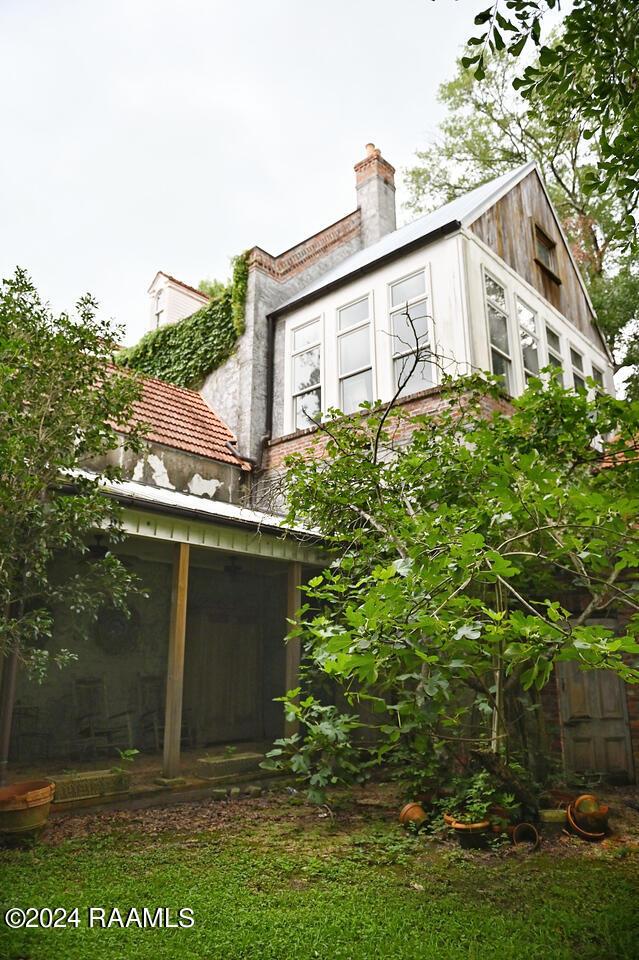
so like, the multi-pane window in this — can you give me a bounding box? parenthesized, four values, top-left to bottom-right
(517, 298, 539, 381)
(291, 319, 321, 429)
(592, 366, 605, 390)
(154, 290, 164, 329)
(390, 270, 433, 395)
(570, 346, 586, 392)
(545, 325, 563, 373)
(484, 272, 512, 391)
(337, 298, 372, 414)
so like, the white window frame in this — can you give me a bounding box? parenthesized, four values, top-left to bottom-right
(544, 322, 564, 379)
(516, 296, 540, 382)
(483, 269, 513, 392)
(569, 344, 586, 392)
(388, 268, 434, 397)
(336, 294, 374, 413)
(591, 364, 605, 391)
(290, 316, 323, 431)
(154, 290, 164, 329)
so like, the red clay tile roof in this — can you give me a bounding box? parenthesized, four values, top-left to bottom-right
(118, 370, 250, 470)
(158, 272, 210, 301)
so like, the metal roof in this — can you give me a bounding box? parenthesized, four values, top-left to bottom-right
(272, 162, 536, 315)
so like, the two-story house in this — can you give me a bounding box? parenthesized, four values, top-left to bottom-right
(9, 146, 634, 798)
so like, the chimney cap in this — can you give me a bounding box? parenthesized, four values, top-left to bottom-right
(365, 142, 379, 157)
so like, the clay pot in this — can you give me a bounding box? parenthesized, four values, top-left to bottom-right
(450, 819, 490, 849)
(0, 780, 55, 841)
(567, 802, 605, 841)
(399, 802, 428, 829)
(573, 795, 609, 834)
(511, 821, 540, 850)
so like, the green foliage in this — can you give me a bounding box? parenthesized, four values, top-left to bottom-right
(278, 372, 639, 791)
(439, 770, 517, 826)
(405, 45, 638, 388)
(261, 692, 371, 803)
(118, 250, 249, 387)
(463, 2, 638, 237)
(0, 268, 144, 674)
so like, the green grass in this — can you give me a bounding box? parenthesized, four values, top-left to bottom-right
(1, 805, 638, 960)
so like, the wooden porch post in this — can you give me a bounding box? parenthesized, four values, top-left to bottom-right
(162, 542, 190, 780)
(284, 561, 303, 737)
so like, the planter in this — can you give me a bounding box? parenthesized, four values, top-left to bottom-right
(0, 780, 55, 841)
(511, 821, 540, 850)
(572, 795, 609, 834)
(450, 819, 490, 849)
(538, 808, 567, 838)
(399, 802, 428, 830)
(50, 769, 130, 807)
(567, 802, 605, 841)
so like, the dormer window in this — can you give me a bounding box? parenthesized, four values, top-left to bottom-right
(533, 224, 560, 283)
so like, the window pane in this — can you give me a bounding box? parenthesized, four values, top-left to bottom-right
(573, 374, 586, 393)
(293, 346, 320, 393)
(394, 355, 434, 395)
(570, 348, 583, 371)
(338, 298, 369, 331)
(488, 304, 510, 355)
(548, 353, 562, 369)
(340, 369, 372, 414)
(294, 388, 321, 430)
(592, 367, 604, 387)
(536, 229, 554, 268)
(546, 327, 560, 353)
(517, 300, 536, 335)
(485, 275, 506, 310)
(293, 320, 320, 352)
(491, 350, 511, 391)
(339, 325, 370, 376)
(521, 333, 539, 374)
(390, 271, 426, 307)
(391, 301, 429, 355)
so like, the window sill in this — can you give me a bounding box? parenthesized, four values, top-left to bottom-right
(534, 258, 562, 286)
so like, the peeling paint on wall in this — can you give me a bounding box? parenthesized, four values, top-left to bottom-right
(187, 473, 223, 499)
(147, 454, 175, 490)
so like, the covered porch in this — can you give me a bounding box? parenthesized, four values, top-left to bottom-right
(8, 493, 325, 794)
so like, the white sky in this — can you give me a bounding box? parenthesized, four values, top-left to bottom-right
(1, 0, 492, 344)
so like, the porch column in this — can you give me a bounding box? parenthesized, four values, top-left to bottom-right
(162, 542, 190, 779)
(284, 561, 303, 737)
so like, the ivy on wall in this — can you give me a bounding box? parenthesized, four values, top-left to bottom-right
(117, 251, 250, 388)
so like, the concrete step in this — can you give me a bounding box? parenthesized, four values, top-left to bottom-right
(195, 750, 265, 782)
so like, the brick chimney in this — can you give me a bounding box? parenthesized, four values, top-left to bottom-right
(354, 143, 396, 247)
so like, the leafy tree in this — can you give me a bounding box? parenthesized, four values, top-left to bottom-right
(198, 278, 225, 299)
(0, 269, 143, 783)
(405, 48, 639, 390)
(271, 372, 639, 799)
(460, 0, 638, 230)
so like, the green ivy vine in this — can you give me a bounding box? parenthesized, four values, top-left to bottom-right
(117, 251, 250, 388)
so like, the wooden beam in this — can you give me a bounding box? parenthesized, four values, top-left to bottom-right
(162, 542, 190, 779)
(284, 561, 303, 737)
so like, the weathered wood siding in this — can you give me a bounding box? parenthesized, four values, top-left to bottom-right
(469, 171, 604, 351)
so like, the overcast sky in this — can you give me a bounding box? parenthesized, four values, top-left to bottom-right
(1, 0, 492, 344)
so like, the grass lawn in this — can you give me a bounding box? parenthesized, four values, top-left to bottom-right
(1, 788, 638, 960)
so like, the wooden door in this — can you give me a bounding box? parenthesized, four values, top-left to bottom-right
(184, 610, 263, 745)
(558, 661, 634, 782)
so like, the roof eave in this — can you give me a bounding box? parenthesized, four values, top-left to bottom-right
(269, 219, 462, 319)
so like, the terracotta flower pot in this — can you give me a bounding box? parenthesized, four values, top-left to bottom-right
(450, 819, 490, 849)
(0, 780, 55, 841)
(399, 802, 428, 829)
(572, 795, 609, 834)
(567, 802, 605, 841)
(511, 821, 540, 850)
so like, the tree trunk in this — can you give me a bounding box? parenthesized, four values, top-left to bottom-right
(470, 748, 538, 812)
